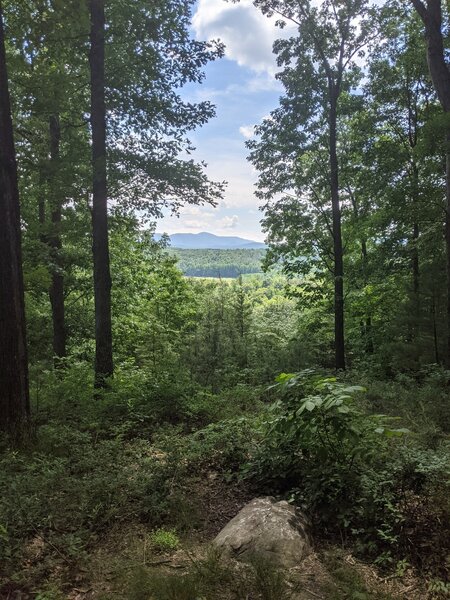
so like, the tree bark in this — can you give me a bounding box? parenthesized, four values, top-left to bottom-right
(48, 114, 66, 362)
(329, 91, 345, 370)
(0, 3, 30, 437)
(89, 0, 113, 385)
(410, 0, 450, 111)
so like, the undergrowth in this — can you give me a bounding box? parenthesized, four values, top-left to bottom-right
(0, 363, 449, 596)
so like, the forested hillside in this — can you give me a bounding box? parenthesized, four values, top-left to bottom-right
(0, 1, 450, 599)
(170, 248, 266, 278)
(156, 232, 266, 249)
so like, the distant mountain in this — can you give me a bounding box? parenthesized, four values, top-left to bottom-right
(155, 232, 266, 250)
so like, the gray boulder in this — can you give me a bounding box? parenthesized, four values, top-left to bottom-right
(213, 497, 311, 568)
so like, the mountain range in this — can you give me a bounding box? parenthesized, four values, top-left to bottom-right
(155, 232, 266, 250)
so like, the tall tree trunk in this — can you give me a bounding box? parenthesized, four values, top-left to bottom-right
(89, 0, 113, 385)
(349, 188, 373, 354)
(431, 289, 440, 364)
(410, 0, 450, 365)
(361, 239, 374, 354)
(412, 222, 420, 304)
(48, 114, 66, 362)
(0, 3, 30, 437)
(446, 132, 450, 366)
(410, 157, 421, 342)
(329, 92, 345, 370)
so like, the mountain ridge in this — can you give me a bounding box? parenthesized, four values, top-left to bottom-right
(155, 231, 266, 250)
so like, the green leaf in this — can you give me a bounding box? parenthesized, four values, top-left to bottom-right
(304, 400, 317, 412)
(383, 428, 410, 437)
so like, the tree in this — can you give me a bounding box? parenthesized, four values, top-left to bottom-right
(88, 0, 225, 384)
(362, 5, 441, 354)
(47, 114, 66, 361)
(4, 0, 224, 377)
(409, 0, 450, 365)
(89, 0, 113, 385)
(249, 0, 372, 369)
(0, 2, 30, 436)
(3, 0, 91, 365)
(104, 0, 225, 215)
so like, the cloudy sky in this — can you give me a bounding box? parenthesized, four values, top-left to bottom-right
(156, 0, 292, 242)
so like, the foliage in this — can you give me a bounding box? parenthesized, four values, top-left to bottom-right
(171, 248, 266, 278)
(0, 429, 173, 578)
(1, 0, 450, 594)
(246, 372, 399, 521)
(149, 528, 180, 553)
(245, 370, 449, 578)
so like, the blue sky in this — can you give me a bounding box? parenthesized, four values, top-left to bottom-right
(157, 0, 294, 242)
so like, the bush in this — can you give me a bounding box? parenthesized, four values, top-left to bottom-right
(244, 371, 449, 578)
(245, 371, 405, 529)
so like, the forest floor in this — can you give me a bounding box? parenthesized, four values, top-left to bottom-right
(75, 525, 428, 600)
(12, 474, 429, 600)
(65, 515, 428, 599)
(2, 373, 448, 599)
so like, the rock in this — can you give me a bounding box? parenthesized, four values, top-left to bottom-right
(213, 497, 311, 568)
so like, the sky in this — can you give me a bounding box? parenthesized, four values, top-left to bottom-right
(156, 0, 293, 242)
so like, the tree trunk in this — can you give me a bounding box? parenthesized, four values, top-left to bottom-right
(413, 0, 450, 112)
(48, 115, 66, 363)
(329, 92, 345, 370)
(446, 129, 450, 366)
(410, 0, 450, 365)
(360, 239, 374, 354)
(89, 0, 113, 385)
(0, 3, 30, 437)
(412, 221, 420, 303)
(431, 289, 440, 364)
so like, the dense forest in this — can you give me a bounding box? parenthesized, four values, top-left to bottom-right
(0, 0, 450, 599)
(170, 249, 266, 278)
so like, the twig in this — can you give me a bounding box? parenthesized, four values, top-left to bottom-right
(304, 588, 323, 599)
(147, 558, 174, 566)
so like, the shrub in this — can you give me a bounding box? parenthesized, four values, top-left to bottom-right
(245, 371, 450, 577)
(149, 528, 180, 553)
(245, 371, 406, 529)
(243, 371, 450, 574)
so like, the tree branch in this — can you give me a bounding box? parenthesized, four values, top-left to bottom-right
(409, 0, 428, 22)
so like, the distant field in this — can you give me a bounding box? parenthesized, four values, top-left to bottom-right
(169, 248, 266, 278)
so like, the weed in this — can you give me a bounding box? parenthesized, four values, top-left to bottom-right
(149, 529, 180, 553)
(250, 554, 293, 600)
(323, 550, 394, 600)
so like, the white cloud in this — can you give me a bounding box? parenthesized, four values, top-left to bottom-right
(239, 124, 255, 139)
(220, 214, 239, 228)
(185, 74, 282, 105)
(193, 0, 294, 75)
(159, 206, 246, 236)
